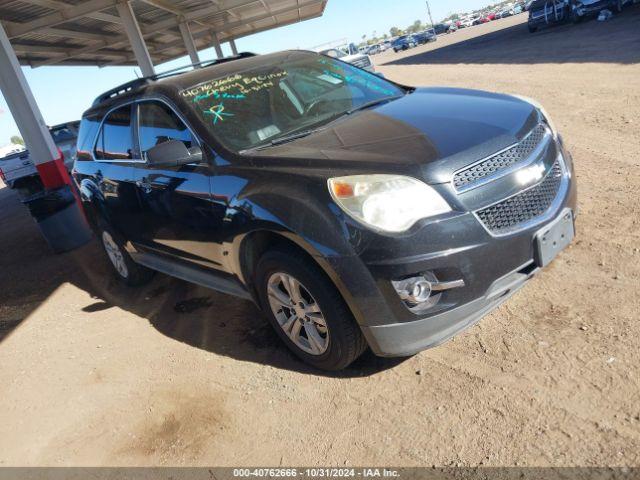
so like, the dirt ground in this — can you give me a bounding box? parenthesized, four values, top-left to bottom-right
(1, 11, 639, 467)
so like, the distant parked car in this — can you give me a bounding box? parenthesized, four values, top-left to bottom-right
(319, 44, 375, 72)
(367, 44, 381, 55)
(412, 29, 437, 44)
(527, 0, 627, 31)
(527, 0, 571, 31)
(392, 35, 417, 52)
(432, 24, 451, 35)
(570, 0, 628, 22)
(460, 17, 476, 27)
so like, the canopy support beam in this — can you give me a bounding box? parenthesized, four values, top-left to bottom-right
(116, 1, 155, 77)
(178, 21, 200, 66)
(211, 31, 223, 59)
(0, 21, 67, 189)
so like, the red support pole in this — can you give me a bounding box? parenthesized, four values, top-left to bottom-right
(35, 149, 72, 190)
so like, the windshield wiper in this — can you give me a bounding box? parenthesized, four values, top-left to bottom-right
(269, 129, 317, 146)
(245, 129, 318, 152)
(345, 95, 403, 115)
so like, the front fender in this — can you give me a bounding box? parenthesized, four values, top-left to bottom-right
(216, 174, 382, 326)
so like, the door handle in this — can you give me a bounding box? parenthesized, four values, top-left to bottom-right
(136, 178, 153, 194)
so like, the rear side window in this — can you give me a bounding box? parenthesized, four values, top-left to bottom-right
(94, 105, 134, 161)
(76, 116, 101, 161)
(137, 101, 196, 156)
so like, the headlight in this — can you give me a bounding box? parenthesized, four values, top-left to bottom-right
(328, 174, 451, 233)
(512, 94, 558, 138)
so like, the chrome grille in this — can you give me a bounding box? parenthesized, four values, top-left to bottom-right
(351, 56, 371, 68)
(476, 160, 563, 234)
(453, 124, 547, 190)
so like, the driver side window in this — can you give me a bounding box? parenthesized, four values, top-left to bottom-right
(137, 101, 196, 158)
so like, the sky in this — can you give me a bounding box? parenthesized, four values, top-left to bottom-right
(0, 0, 493, 145)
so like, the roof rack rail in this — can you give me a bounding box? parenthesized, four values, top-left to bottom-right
(91, 78, 150, 106)
(91, 52, 258, 107)
(153, 52, 258, 80)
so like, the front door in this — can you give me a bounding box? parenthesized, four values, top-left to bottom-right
(131, 100, 225, 270)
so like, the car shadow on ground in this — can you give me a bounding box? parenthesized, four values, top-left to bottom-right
(0, 187, 407, 378)
(381, 6, 640, 67)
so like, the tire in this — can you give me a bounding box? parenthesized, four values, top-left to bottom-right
(255, 249, 367, 371)
(614, 0, 623, 12)
(528, 24, 537, 32)
(97, 220, 154, 286)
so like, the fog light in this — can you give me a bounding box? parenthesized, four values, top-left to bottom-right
(409, 280, 432, 304)
(392, 273, 465, 313)
(392, 273, 439, 311)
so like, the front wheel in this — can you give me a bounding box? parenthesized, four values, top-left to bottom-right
(256, 250, 367, 371)
(528, 24, 538, 32)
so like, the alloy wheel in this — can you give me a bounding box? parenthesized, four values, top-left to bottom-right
(267, 272, 329, 355)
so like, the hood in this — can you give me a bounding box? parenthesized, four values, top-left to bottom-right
(249, 87, 539, 182)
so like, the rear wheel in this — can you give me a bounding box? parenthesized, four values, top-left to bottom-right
(528, 24, 538, 32)
(256, 249, 367, 371)
(98, 222, 153, 286)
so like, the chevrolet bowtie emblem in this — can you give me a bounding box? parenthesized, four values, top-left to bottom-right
(515, 163, 546, 185)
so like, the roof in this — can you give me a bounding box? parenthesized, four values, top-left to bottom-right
(0, 0, 328, 68)
(88, 50, 311, 110)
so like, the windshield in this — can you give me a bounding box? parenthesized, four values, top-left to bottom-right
(50, 125, 77, 143)
(180, 52, 405, 152)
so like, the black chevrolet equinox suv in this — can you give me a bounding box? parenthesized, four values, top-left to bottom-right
(73, 51, 577, 370)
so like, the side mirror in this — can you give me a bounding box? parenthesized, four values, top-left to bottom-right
(145, 140, 203, 168)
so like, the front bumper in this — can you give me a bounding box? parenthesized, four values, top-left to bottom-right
(362, 259, 539, 356)
(575, 0, 615, 15)
(322, 147, 578, 357)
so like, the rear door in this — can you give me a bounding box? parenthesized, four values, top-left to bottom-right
(92, 104, 141, 239)
(131, 99, 225, 269)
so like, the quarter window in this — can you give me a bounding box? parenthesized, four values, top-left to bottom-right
(95, 105, 134, 161)
(138, 101, 196, 156)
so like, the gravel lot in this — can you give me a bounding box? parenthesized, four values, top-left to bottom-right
(1, 10, 639, 467)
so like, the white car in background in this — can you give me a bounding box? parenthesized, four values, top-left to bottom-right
(319, 44, 375, 72)
(459, 17, 476, 27)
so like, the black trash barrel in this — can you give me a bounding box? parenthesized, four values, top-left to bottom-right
(22, 185, 93, 253)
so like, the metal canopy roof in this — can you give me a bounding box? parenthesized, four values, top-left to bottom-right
(0, 0, 327, 68)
